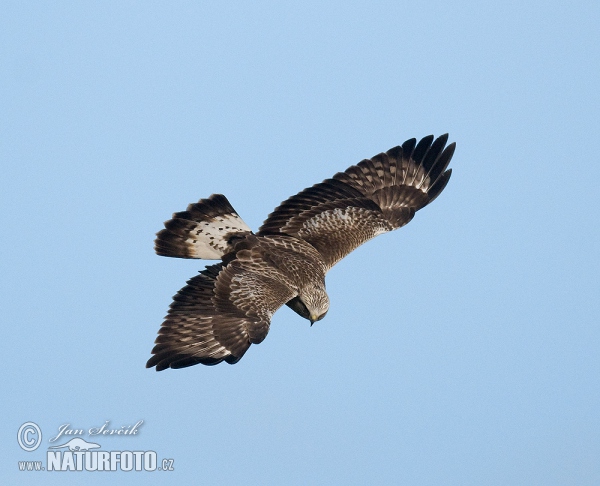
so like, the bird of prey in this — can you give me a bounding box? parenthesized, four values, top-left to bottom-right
(147, 134, 455, 370)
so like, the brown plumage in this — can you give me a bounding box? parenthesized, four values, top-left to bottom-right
(147, 134, 455, 370)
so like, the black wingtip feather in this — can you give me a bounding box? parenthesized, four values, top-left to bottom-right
(425, 169, 452, 206)
(147, 352, 234, 371)
(422, 134, 449, 173)
(401, 138, 417, 157)
(386, 145, 403, 160)
(412, 135, 434, 164)
(428, 142, 455, 186)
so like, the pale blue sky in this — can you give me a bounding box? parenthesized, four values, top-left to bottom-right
(2, 1, 599, 485)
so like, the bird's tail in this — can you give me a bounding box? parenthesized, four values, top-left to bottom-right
(155, 194, 252, 259)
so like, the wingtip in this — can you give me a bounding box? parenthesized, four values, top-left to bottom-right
(145, 355, 161, 370)
(444, 141, 456, 156)
(436, 134, 450, 152)
(425, 169, 452, 205)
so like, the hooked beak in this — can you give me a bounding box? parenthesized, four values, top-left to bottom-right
(310, 314, 317, 327)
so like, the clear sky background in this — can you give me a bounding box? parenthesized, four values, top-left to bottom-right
(2, 1, 599, 485)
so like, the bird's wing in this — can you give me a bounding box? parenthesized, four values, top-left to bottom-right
(258, 134, 455, 269)
(146, 259, 296, 370)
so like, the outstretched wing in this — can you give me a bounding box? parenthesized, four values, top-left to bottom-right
(258, 134, 455, 269)
(146, 260, 296, 370)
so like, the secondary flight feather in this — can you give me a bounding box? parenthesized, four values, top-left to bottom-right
(147, 134, 455, 370)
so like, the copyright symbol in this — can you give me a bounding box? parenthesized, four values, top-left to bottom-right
(18, 422, 42, 452)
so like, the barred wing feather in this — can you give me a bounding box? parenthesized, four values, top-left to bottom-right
(258, 134, 455, 269)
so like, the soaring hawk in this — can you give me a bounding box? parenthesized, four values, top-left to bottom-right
(147, 134, 455, 370)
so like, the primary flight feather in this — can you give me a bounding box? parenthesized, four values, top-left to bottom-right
(147, 134, 455, 370)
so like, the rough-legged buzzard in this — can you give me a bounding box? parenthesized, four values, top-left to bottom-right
(147, 134, 455, 370)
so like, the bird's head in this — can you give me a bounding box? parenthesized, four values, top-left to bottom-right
(286, 283, 329, 325)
